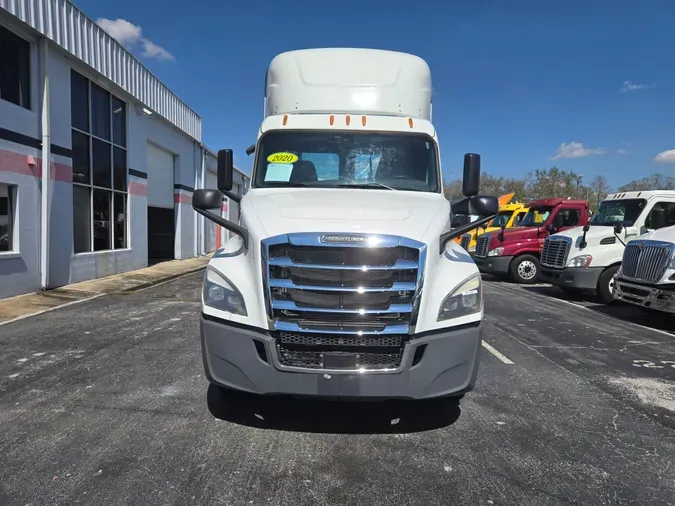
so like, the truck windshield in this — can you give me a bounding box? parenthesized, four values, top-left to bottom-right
(519, 207, 552, 227)
(253, 131, 440, 193)
(590, 199, 647, 226)
(489, 211, 513, 228)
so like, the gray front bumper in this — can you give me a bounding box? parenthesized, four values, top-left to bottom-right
(540, 266, 603, 290)
(200, 315, 483, 399)
(613, 277, 675, 314)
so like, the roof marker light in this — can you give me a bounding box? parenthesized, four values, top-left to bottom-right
(329, 115, 334, 126)
(408, 118, 414, 128)
(346, 115, 351, 126)
(282, 115, 288, 125)
(362, 116, 367, 126)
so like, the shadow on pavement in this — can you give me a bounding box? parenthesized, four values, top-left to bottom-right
(521, 285, 675, 334)
(206, 384, 462, 434)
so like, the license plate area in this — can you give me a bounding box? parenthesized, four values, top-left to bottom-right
(323, 352, 358, 370)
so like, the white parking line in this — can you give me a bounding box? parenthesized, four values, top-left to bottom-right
(482, 341, 515, 365)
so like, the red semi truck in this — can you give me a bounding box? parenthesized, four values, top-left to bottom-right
(473, 198, 591, 284)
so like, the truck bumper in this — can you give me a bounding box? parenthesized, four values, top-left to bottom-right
(613, 278, 675, 314)
(474, 255, 512, 276)
(540, 266, 603, 290)
(200, 315, 483, 400)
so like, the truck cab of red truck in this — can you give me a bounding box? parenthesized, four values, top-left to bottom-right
(473, 198, 590, 284)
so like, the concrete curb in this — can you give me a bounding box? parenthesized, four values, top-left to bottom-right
(120, 266, 207, 293)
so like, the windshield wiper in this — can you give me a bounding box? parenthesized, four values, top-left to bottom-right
(264, 181, 319, 188)
(335, 182, 397, 191)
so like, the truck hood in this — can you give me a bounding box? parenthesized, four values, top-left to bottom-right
(635, 224, 675, 242)
(495, 226, 540, 243)
(553, 225, 618, 248)
(244, 188, 448, 243)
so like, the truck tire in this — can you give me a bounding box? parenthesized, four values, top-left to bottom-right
(509, 255, 540, 284)
(596, 265, 619, 304)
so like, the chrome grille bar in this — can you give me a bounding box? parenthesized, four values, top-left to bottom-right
(621, 240, 673, 284)
(474, 234, 492, 258)
(541, 236, 572, 268)
(261, 233, 427, 372)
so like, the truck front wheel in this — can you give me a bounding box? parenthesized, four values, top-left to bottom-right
(596, 265, 619, 304)
(509, 255, 540, 284)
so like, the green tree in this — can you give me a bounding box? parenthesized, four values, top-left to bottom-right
(588, 174, 612, 211)
(617, 173, 675, 191)
(524, 167, 583, 200)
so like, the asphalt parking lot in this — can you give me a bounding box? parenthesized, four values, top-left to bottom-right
(1, 272, 674, 506)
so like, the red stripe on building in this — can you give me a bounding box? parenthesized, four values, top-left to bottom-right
(128, 181, 148, 196)
(174, 192, 192, 204)
(0, 149, 72, 182)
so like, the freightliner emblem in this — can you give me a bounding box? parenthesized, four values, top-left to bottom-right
(320, 235, 367, 244)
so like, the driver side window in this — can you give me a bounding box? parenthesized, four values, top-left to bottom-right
(556, 208, 581, 227)
(645, 201, 675, 229)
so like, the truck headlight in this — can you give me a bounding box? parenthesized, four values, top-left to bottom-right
(438, 274, 482, 321)
(202, 267, 247, 316)
(468, 245, 476, 252)
(567, 255, 592, 268)
(488, 247, 504, 257)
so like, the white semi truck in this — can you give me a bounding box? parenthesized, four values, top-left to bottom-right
(191, 48, 498, 401)
(539, 191, 675, 303)
(613, 220, 675, 314)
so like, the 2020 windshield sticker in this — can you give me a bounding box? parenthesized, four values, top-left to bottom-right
(267, 152, 299, 164)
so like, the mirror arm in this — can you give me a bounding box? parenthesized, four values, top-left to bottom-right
(194, 208, 249, 250)
(222, 190, 242, 204)
(614, 230, 626, 247)
(439, 214, 498, 253)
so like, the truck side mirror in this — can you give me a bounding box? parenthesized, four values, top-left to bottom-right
(193, 189, 223, 210)
(462, 153, 481, 197)
(218, 149, 234, 193)
(451, 195, 498, 217)
(650, 208, 668, 230)
(553, 212, 565, 229)
(614, 223, 623, 235)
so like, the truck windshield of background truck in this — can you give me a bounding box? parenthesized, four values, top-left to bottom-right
(253, 131, 440, 193)
(519, 207, 552, 227)
(489, 211, 514, 228)
(590, 198, 647, 227)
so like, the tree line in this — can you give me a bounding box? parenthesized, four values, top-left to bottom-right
(444, 168, 675, 211)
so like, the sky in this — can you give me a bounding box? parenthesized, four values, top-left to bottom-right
(76, 0, 675, 188)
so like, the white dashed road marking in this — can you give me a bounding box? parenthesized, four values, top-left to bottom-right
(482, 341, 515, 365)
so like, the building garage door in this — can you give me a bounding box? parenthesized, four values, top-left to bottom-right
(146, 143, 175, 264)
(204, 170, 217, 252)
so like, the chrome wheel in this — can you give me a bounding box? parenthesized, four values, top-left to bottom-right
(517, 260, 537, 280)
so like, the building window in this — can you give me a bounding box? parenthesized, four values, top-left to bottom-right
(0, 25, 31, 110)
(0, 183, 16, 252)
(71, 70, 127, 253)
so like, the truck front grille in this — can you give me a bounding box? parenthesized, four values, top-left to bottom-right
(262, 233, 427, 372)
(460, 233, 471, 250)
(621, 241, 673, 284)
(474, 234, 491, 258)
(541, 236, 572, 268)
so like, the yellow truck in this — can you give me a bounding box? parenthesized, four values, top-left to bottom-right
(455, 193, 529, 253)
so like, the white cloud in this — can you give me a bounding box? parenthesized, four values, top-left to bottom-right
(140, 39, 175, 61)
(619, 80, 652, 93)
(96, 18, 174, 61)
(654, 149, 675, 164)
(617, 148, 630, 155)
(549, 142, 606, 160)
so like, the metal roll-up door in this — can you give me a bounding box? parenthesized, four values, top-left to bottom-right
(146, 143, 175, 262)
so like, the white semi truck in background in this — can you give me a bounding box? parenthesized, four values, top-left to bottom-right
(191, 48, 498, 402)
(540, 191, 675, 303)
(613, 218, 675, 315)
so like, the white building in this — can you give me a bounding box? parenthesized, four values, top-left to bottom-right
(0, 0, 248, 299)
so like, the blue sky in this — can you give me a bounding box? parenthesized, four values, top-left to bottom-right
(78, 0, 675, 187)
